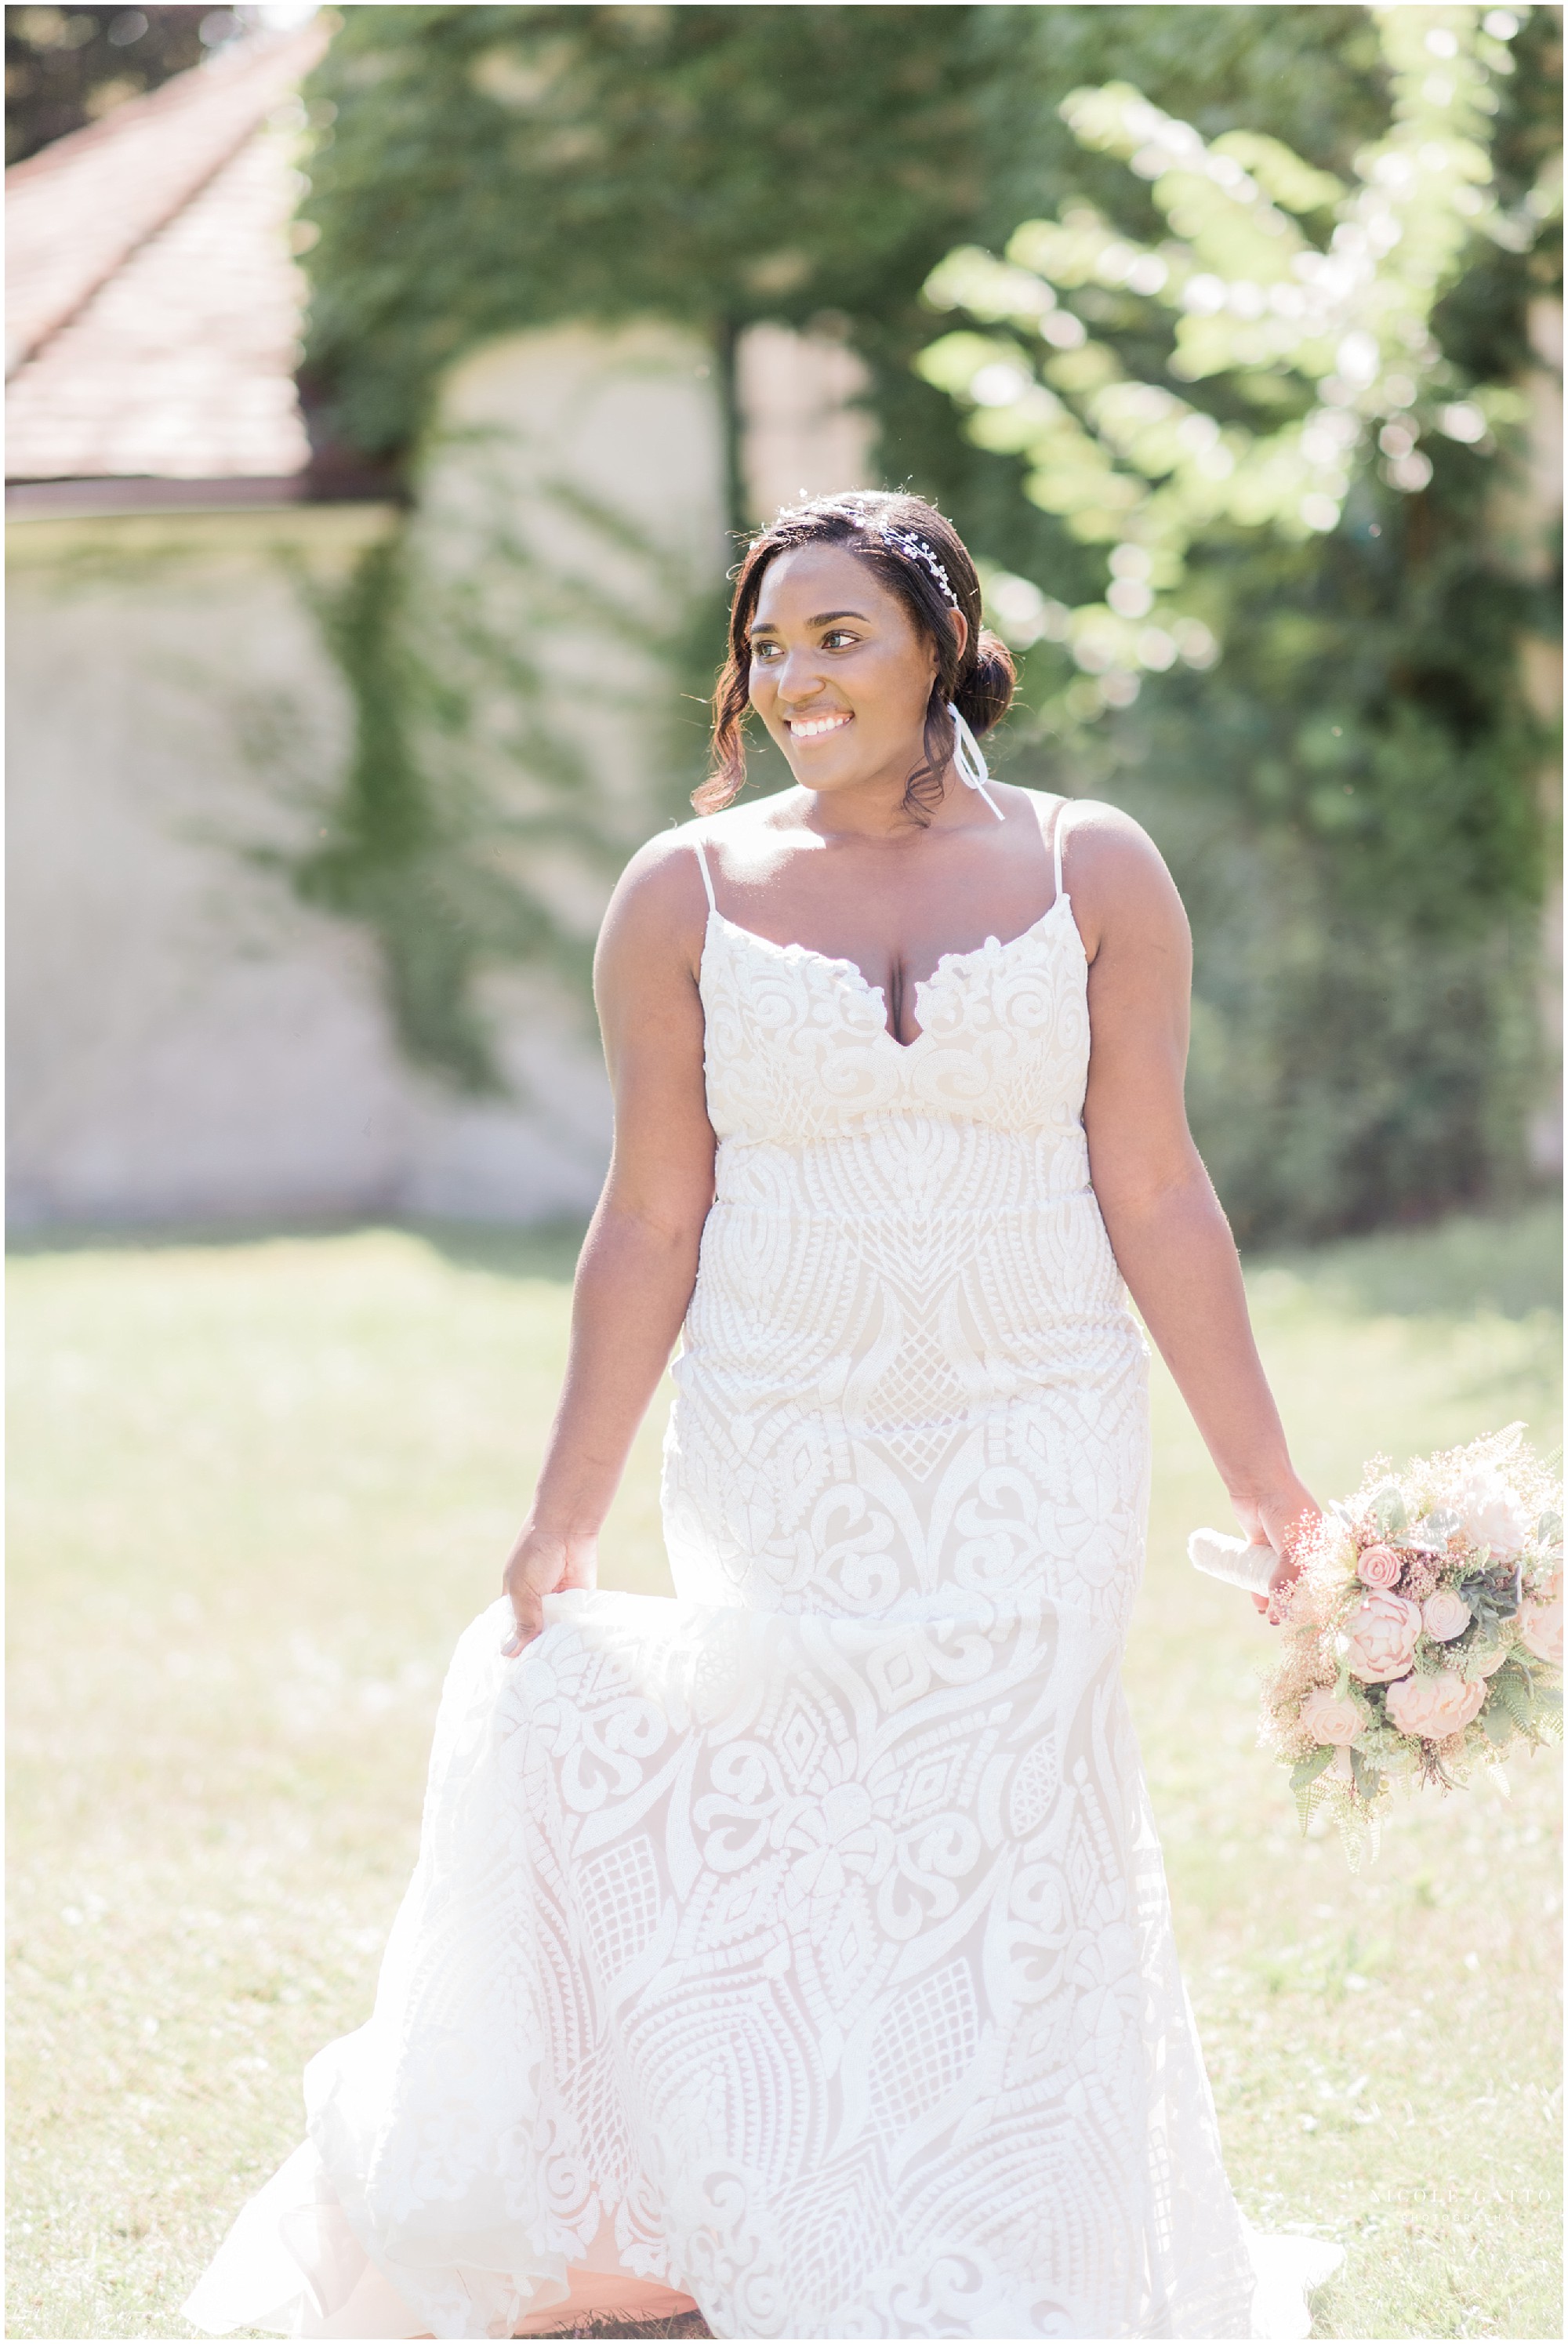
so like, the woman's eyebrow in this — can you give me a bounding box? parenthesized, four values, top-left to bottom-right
(748, 608, 869, 637)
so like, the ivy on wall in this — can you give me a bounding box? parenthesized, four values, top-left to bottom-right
(296, 423, 724, 1090)
(291, 4, 1560, 1235)
(298, 525, 565, 1092)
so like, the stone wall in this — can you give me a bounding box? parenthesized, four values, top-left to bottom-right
(6, 324, 729, 1227)
(6, 317, 880, 1228)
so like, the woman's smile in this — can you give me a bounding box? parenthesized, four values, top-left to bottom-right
(786, 710, 854, 742)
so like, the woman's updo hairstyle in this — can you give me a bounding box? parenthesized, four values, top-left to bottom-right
(696, 490, 1016, 822)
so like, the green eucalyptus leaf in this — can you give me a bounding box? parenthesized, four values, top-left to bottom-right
(1290, 1745, 1338, 1791)
(1371, 1487, 1409, 1537)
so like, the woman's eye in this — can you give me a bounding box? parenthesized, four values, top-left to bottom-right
(749, 633, 856, 660)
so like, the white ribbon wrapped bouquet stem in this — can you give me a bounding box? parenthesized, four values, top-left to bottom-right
(1187, 1528, 1281, 1596)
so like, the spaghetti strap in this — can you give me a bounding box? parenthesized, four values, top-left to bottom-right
(1052, 798, 1069, 903)
(692, 833, 717, 915)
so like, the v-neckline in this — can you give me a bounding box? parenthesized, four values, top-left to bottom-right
(704, 891, 1080, 1051)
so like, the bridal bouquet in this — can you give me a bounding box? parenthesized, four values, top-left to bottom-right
(1261, 1427, 1563, 1861)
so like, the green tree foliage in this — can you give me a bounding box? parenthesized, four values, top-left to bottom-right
(299, 2, 1003, 504)
(916, 5, 1560, 1237)
(919, 20, 1538, 695)
(295, 4, 1560, 1237)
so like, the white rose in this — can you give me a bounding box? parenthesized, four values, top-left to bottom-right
(1298, 1687, 1364, 1746)
(1453, 1468, 1531, 1559)
(1341, 1590, 1422, 1684)
(1519, 1600, 1564, 1669)
(1385, 1670, 1486, 1741)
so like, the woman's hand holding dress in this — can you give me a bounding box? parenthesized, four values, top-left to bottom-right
(500, 1529, 600, 1654)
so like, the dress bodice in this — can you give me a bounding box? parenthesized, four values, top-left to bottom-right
(666, 846, 1149, 1630)
(697, 891, 1091, 1152)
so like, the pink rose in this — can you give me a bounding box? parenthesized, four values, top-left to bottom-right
(1384, 1671, 1486, 1741)
(1472, 1640, 1511, 1678)
(1421, 1589, 1472, 1642)
(1519, 1600, 1563, 1668)
(1341, 1590, 1422, 1684)
(1356, 1544, 1403, 1590)
(1299, 1687, 1363, 1746)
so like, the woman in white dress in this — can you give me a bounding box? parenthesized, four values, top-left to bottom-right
(187, 492, 1342, 2342)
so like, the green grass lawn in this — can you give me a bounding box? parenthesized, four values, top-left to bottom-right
(7, 1203, 1561, 2342)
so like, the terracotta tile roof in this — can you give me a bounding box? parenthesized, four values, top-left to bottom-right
(5, 24, 326, 484)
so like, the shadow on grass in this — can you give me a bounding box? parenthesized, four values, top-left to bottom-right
(5, 1214, 593, 1284)
(1261, 1198, 1562, 1323)
(9, 1199, 1560, 1318)
(417, 1217, 590, 1283)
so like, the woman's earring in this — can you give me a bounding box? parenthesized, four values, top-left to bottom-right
(947, 703, 1006, 822)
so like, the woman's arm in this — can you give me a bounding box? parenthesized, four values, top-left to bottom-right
(1073, 806, 1316, 1600)
(501, 837, 716, 1649)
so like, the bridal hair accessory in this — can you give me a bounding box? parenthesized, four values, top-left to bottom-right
(1203, 1426, 1562, 1866)
(882, 527, 960, 608)
(947, 702, 1006, 822)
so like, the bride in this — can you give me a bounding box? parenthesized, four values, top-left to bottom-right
(187, 491, 1342, 2341)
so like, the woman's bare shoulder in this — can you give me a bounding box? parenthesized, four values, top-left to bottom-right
(1051, 797, 1187, 952)
(596, 804, 788, 989)
(618, 796, 796, 891)
(1000, 784, 1160, 858)
(1055, 796, 1171, 871)
(606, 817, 718, 923)
(593, 825, 713, 998)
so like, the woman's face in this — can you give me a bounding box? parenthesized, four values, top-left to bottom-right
(746, 544, 959, 799)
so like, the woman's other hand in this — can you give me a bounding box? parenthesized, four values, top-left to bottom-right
(501, 1524, 598, 1655)
(1231, 1475, 1320, 1620)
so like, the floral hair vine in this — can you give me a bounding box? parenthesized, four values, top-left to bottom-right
(881, 527, 960, 610)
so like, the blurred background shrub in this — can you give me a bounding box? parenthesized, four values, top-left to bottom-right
(916, 8, 1560, 1239)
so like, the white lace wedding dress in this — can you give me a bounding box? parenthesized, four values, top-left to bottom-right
(186, 812, 1341, 2341)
